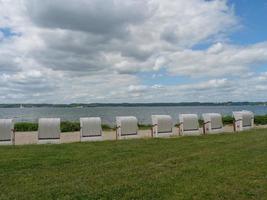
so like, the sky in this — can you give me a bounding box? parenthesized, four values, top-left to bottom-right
(0, 0, 267, 103)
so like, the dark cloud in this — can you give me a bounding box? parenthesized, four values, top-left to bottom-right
(26, 0, 149, 35)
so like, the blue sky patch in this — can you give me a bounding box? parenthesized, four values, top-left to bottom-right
(0, 27, 20, 39)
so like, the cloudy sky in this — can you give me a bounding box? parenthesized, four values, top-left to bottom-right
(0, 0, 267, 103)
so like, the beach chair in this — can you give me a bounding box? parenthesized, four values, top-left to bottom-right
(202, 113, 224, 134)
(116, 116, 138, 140)
(0, 119, 14, 145)
(38, 118, 61, 144)
(151, 115, 173, 137)
(233, 111, 254, 132)
(178, 114, 200, 136)
(80, 117, 102, 141)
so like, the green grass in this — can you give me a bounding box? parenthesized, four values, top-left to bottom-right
(0, 129, 266, 200)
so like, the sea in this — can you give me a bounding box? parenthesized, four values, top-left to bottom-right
(0, 105, 266, 125)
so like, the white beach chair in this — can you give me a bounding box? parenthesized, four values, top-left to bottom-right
(116, 116, 138, 140)
(38, 118, 61, 144)
(0, 119, 14, 145)
(178, 114, 200, 136)
(202, 113, 224, 134)
(151, 115, 173, 137)
(233, 111, 254, 132)
(80, 117, 102, 142)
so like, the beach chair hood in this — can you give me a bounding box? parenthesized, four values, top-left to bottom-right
(116, 116, 138, 136)
(179, 114, 199, 131)
(80, 117, 102, 137)
(203, 113, 223, 130)
(151, 115, 173, 133)
(0, 119, 14, 141)
(38, 118, 60, 140)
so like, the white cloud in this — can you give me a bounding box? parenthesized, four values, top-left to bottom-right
(161, 42, 267, 77)
(0, 0, 266, 103)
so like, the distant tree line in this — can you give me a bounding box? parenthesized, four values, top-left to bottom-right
(0, 102, 267, 108)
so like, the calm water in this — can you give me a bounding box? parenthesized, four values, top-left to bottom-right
(0, 106, 267, 125)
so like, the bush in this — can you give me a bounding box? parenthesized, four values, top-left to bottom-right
(254, 115, 267, 125)
(138, 124, 152, 130)
(222, 116, 234, 125)
(198, 119, 204, 127)
(222, 115, 267, 125)
(15, 122, 38, 132)
(60, 121, 80, 132)
(14, 121, 115, 133)
(102, 124, 114, 131)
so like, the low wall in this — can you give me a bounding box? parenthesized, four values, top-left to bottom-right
(14, 129, 152, 145)
(6, 125, 267, 146)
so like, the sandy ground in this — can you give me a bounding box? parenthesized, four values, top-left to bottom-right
(13, 125, 267, 146)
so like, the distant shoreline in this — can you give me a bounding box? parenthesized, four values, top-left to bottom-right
(0, 102, 266, 108)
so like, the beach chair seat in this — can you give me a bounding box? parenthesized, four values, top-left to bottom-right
(202, 113, 223, 134)
(38, 118, 60, 144)
(0, 119, 14, 145)
(178, 114, 200, 136)
(80, 117, 102, 141)
(116, 116, 138, 140)
(151, 115, 173, 137)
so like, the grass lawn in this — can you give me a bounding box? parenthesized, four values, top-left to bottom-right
(0, 129, 266, 200)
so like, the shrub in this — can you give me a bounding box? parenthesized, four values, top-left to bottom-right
(60, 121, 80, 132)
(15, 122, 38, 132)
(102, 124, 114, 131)
(254, 115, 267, 125)
(222, 115, 267, 125)
(198, 119, 204, 127)
(138, 124, 152, 130)
(222, 116, 234, 125)
(14, 121, 115, 133)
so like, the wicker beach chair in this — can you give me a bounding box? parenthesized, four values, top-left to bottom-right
(151, 115, 173, 137)
(38, 118, 61, 144)
(178, 114, 200, 136)
(0, 119, 14, 145)
(80, 117, 102, 141)
(116, 116, 138, 140)
(233, 111, 254, 132)
(202, 113, 224, 134)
